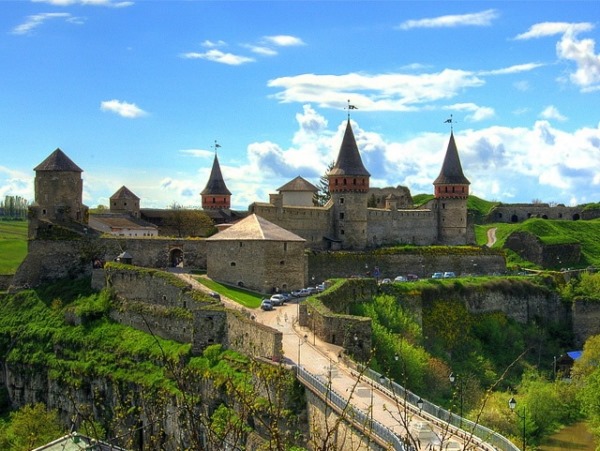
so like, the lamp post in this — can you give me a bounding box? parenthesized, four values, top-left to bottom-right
(508, 397, 526, 450)
(449, 372, 464, 427)
(417, 397, 424, 412)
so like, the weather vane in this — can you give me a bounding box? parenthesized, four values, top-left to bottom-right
(212, 140, 221, 153)
(444, 114, 455, 132)
(346, 99, 358, 120)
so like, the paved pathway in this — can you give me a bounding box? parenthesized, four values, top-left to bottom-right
(177, 273, 493, 450)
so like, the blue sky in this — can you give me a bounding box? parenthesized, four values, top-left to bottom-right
(1, 1, 600, 211)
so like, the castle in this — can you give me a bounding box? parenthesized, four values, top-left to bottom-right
(250, 120, 474, 250)
(27, 119, 474, 252)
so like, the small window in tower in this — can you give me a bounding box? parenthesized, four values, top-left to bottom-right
(239, 242, 243, 247)
(335, 179, 338, 185)
(343, 178, 347, 185)
(280, 260, 285, 265)
(452, 187, 455, 193)
(462, 187, 465, 193)
(42, 209, 47, 215)
(445, 187, 448, 193)
(340, 197, 344, 204)
(283, 242, 287, 251)
(231, 262, 236, 266)
(442, 203, 446, 209)
(340, 229, 345, 235)
(340, 212, 344, 219)
(113, 202, 116, 206)
(353, 178, 356, 185)
(124, 202, 127, 206)
(212, 197, 216, 204)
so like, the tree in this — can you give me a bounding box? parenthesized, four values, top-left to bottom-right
(165, 203, 215, 237)
(0, 403, 65, 451)
(313, 161, 334, 207)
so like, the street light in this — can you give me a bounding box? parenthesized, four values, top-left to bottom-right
(508, 397, 527, 450)
(449, 372, 464, 427)
(417, 397, 424, 411)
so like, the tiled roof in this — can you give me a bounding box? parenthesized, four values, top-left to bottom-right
(277, 176, 318, 192)
(34, 148, 83, 172)
(329, 120, 370, 177)
(110, 185, 139, 200)
(433, 132, 470, 185)
(206, 213, 305, 242)
(89, 214, 157, 230)
(201, 154, 231, 195)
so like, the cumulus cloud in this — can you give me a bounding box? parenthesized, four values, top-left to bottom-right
(0, 167, 33, 201)
(180, 49, 255, 65)
(268, 69, 485, 111)
(398, 9, 498, 30)
(540, 106, 567, 122)
(515, 22, 600, 92)
(100, 99, 147, 118)
(11, 12, 77, 35)
(262, 35, 305, 47)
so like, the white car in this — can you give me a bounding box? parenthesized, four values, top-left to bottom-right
(394, 276, 407, 282)
(270, 294, 286, 306)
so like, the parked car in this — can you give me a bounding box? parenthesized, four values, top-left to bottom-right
(208, 291, 221, 301)
(306, 287, 319, 295)
(406, 274, 419, 281)
(394, 276, 407, 283)
(298, 288, 311, 297)
(431, 272, 444, 279)
(260, 299, 274, 311)
(380, 278, 392, 285)
(270, 294, 286, 306)
(443, 272, 456, 278)
(316, 283, 327, 292)
(291, 289, 303, 298)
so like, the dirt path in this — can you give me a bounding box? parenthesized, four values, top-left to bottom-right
(486, 227, 497, 247)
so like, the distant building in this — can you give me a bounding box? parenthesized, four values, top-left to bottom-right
(89, 213, 158, 237)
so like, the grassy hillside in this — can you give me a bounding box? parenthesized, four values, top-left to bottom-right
(476, 218, 600, 269)
(0, 220, 27, 275)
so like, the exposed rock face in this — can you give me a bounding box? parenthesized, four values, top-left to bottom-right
(505, 231, 581, 268)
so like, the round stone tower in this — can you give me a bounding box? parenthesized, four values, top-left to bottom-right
(433, 132, 470, 245)
(328, 120, 370, 249)
(201, 153, 231, 211)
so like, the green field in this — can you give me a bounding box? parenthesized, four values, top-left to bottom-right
(0, 220, 27, 275)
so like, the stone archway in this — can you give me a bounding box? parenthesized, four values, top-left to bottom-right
(169, 248, 184, 267)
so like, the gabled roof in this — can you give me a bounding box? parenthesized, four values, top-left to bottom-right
(206, 213, 305, 242)
(89, 214, 157, 230)
(433, 132, 470, 185)
(34, 148, 83, 172)
(329, 120, 370, 177)
(201, 154, 231, 196)
(277, 176, 318, 192)
(110, 185, 139, 201)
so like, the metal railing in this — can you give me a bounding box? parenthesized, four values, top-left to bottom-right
(297, 366, 410, 451)
(360, 366, 519, 451)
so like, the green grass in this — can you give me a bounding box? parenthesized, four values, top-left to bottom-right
(0, 220, 27, 275)
(476, 218, 600, 269)
(192, 277, 264, 308)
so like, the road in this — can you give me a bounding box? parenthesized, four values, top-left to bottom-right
(178, 273, 493, 450)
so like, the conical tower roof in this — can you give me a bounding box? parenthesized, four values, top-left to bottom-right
(110, 186, 139, 201)
(330, 121, 370, 177)
(34, 148, 83, 172)
(201, 154, 231, 195)
(433, 132, 470, 185)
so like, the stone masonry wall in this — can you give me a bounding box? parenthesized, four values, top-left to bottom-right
(308, 251, 506, 282)
(367, 209, 437, 247)
(226, 309, 283, 361)
(572, 300, 600, 347)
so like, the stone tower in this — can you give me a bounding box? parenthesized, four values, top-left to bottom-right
(110, 186, 140, 218)
(328, 120, 370, 249)
(201, 154, 231, 210)
(29, 148, 88, 238)
(433, 132, 470, 245)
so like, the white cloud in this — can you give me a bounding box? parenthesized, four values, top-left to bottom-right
(514, 22, 593, 40)
(100, 99, 147, 118)
(11, 12, 75, 35)
(180, 49, 255, 65)
(515, 21, 600, 92)
(201, 40, 226, 48)
(245, 45, 278, 56)
(268, 69, 484, 111)
(398, 9, 498, 30)
(179, 149, 214, 158)
(262, 35, 305, 47)
(0, 167, 33, 201)
(540, 106, 567, 122)
(479, 63, 544, 76)
(32, 0, 133, 6)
